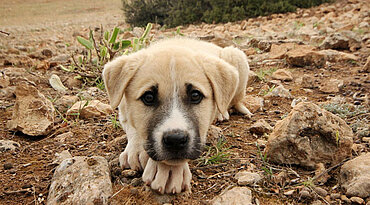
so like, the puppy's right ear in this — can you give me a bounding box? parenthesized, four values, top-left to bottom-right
(102, 54, 142, 108)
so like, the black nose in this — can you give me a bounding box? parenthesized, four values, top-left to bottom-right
(162, 130, 189, 150)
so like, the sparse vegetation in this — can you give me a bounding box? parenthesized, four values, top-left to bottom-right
(197, 137, 231, 166)
(321, 103, 367, 119)
(122, 0, 333, 27)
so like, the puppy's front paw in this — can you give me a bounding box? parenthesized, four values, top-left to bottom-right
(235, 102, 253, 119)
(119, 141, 149, 171)
(142, 159, 192, 194)
(217, 111, 230, 121)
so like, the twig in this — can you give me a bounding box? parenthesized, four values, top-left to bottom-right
(4, 188, 33, 195)
(191, 163, 227, 170)
(312, 158, 351, 182)
(0, 30, 10, 36)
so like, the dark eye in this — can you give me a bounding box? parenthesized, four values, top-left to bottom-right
(190, 90, 203, 104)
(141, 91, 156, 106)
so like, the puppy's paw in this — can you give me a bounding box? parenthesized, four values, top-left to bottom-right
(143, 159, 192, 194)
(235, 102, 253, 119)
(217, 111, 230, 121)
(119, 141, 149, 171)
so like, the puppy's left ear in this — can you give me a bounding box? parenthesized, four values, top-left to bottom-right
(196, 54, 239, 118)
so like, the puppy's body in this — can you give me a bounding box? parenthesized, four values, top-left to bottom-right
(103, 38, 250, 194)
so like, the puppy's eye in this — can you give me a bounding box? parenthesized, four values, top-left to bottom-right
(190, 90, 203, 104)
(141, 91, 156, 106)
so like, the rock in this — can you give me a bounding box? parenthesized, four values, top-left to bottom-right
(266, 102, 353, 169)
(55, 132, 73, 144)
(36, 60, 50, 70)
(318, 49, 359, 63)
(64, 77, 82, 89)
(291, 97, 308, 108)
(52, 150, 72, 165)
(300, 187, 312, 199)
(319, 79, 344, 93)
(0, 72, 10, 88)
(54, 95, 79, 112)
(66, 100, 113, 119)
(208, 125, 223, 139)
(341, 195, 351, 203)
(243, 96, 264, 113)
(350, 196, 365, 204)
(300, 74, 315, 89)
(7, 83, 55, 136)
(78, 87, 105, 100)
(248, 38, 271, 52)
(4, 163, 13, 170)
(49, 54, 70, 67)
(314, 163, 330, 184)
(265, 84, 292, 98)
(269, 43, 296, 59)
(49, 74, 68, 92)
(122, 170, 138, 178)
(247, 71, 258, 86)
(330, 193, 341, 200)
(319, 33, 350, 50)
(362, 56, 370, 73)
(41, 48, 53, 57)
(249, 119, 273, 135)
(271, 69, 293, 81)
(286, 46, 326, 67)
(313, 187, 328, 197)
(211, 187, 252, 205)
(284, 190, 295, 196)
(234, 171, 262, 186)
(47, 156, 112, 205)
(0, 140, 20, 153)
(340, 153, 370, 198)
(0, 86, 15, 99)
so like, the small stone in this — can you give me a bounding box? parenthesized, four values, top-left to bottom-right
(350, 196, 365, 204)
(286, 46, 326, 67)
(247, 71, 258, 86)
(300, 187, 312, 199)
(311, 200, 324, 205)
(330, 193, 341, 200)
(0, 140, 20, 153)
(362, 56, 370, 73)
(122, 170, 138, 178)
(319, 33, 350, 50)
(265, 84, 292, 98)
(41, 49, 53, 57)
(55, 132, 73, 144)
(249, 119, 273, 135)
(300, 74, 315, 89)
(66, 100, 113, 119)
(319, 79, 344, 93)
(362, 137, 370, 143)
(271, 69, 293, 81)
(341, 195, 351, 203)
(211, 187, 253, 205)
(52, 150, 72, 165)
(4, 163, 13, 170)
(313, 187, 328, 197)
(314, 163, 330, 184)
(243, 96, 264, 113)
(234, 171, 262, 186)
(130, 178, 143, 187)
(0, 72, 10, 88)
(54, 96, 79, 113)
(284, 190, 295, 196)
(64, 77, 82, 89)
(208, 125, 223, 139)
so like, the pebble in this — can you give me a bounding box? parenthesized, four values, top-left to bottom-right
(130, 178, 143, 187)
(4, 163, 13, 170)
(330, 193, 341, 200)
(341, 195, 351, 203)
(350, 196, 365, 204)
(122, 170, 138, 178)
(300, 187, 312, 199)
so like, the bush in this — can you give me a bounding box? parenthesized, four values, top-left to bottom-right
(122, 0, 333, 27)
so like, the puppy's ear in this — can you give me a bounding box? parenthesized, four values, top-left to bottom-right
(102, 54, 143, 108)
(196, 54, 239, 118)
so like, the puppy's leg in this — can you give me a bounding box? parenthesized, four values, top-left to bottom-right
(220, 46, 253, 119)
(119, 125, 149, 171)
(143, 159, 192, 194)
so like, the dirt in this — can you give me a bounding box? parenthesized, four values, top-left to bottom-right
(0, 0, 369, 204)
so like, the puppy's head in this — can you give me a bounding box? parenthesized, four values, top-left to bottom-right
(103, 47, 238, 165)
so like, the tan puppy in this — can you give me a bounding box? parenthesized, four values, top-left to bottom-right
(102, 38, 251, 194)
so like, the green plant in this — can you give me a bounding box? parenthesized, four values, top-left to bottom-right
(197, 138, 231, 165)
(111, 114, 121, 129)
(61, 23, 153, 86)
(259, 85, 276, 96)
(293, 21, 305, 30)
(321, 103, 367, 119)
(256, 67, 278, 81)
(256, 142, 273, 176)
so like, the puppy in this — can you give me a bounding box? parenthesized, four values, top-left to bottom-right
(102, 38, 251, 194)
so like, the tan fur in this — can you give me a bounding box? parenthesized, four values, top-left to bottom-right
(102, 37, 250, 194)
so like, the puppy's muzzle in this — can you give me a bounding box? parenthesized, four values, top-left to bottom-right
(162, 129, 189, 151)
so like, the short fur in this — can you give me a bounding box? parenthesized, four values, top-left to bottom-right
(102, 38, 251, 194)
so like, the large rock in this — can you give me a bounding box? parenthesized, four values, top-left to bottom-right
(66, 100, 113, 119)
(286, 46, 326, 67)
(47, 156, 112, 205)
(319, 33, 350, 50)
(340, 153, 370, 198)
(319, 79, 344, 93)
(211, 187, 253, 205)
(318, 49, 359, 63)
(7, 83, 54, 136)
(265, 102, 353, 169)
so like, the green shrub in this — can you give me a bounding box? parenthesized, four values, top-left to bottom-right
(122, 0, 333, 27)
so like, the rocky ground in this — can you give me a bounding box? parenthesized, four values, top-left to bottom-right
(0, 0, 369, 204)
